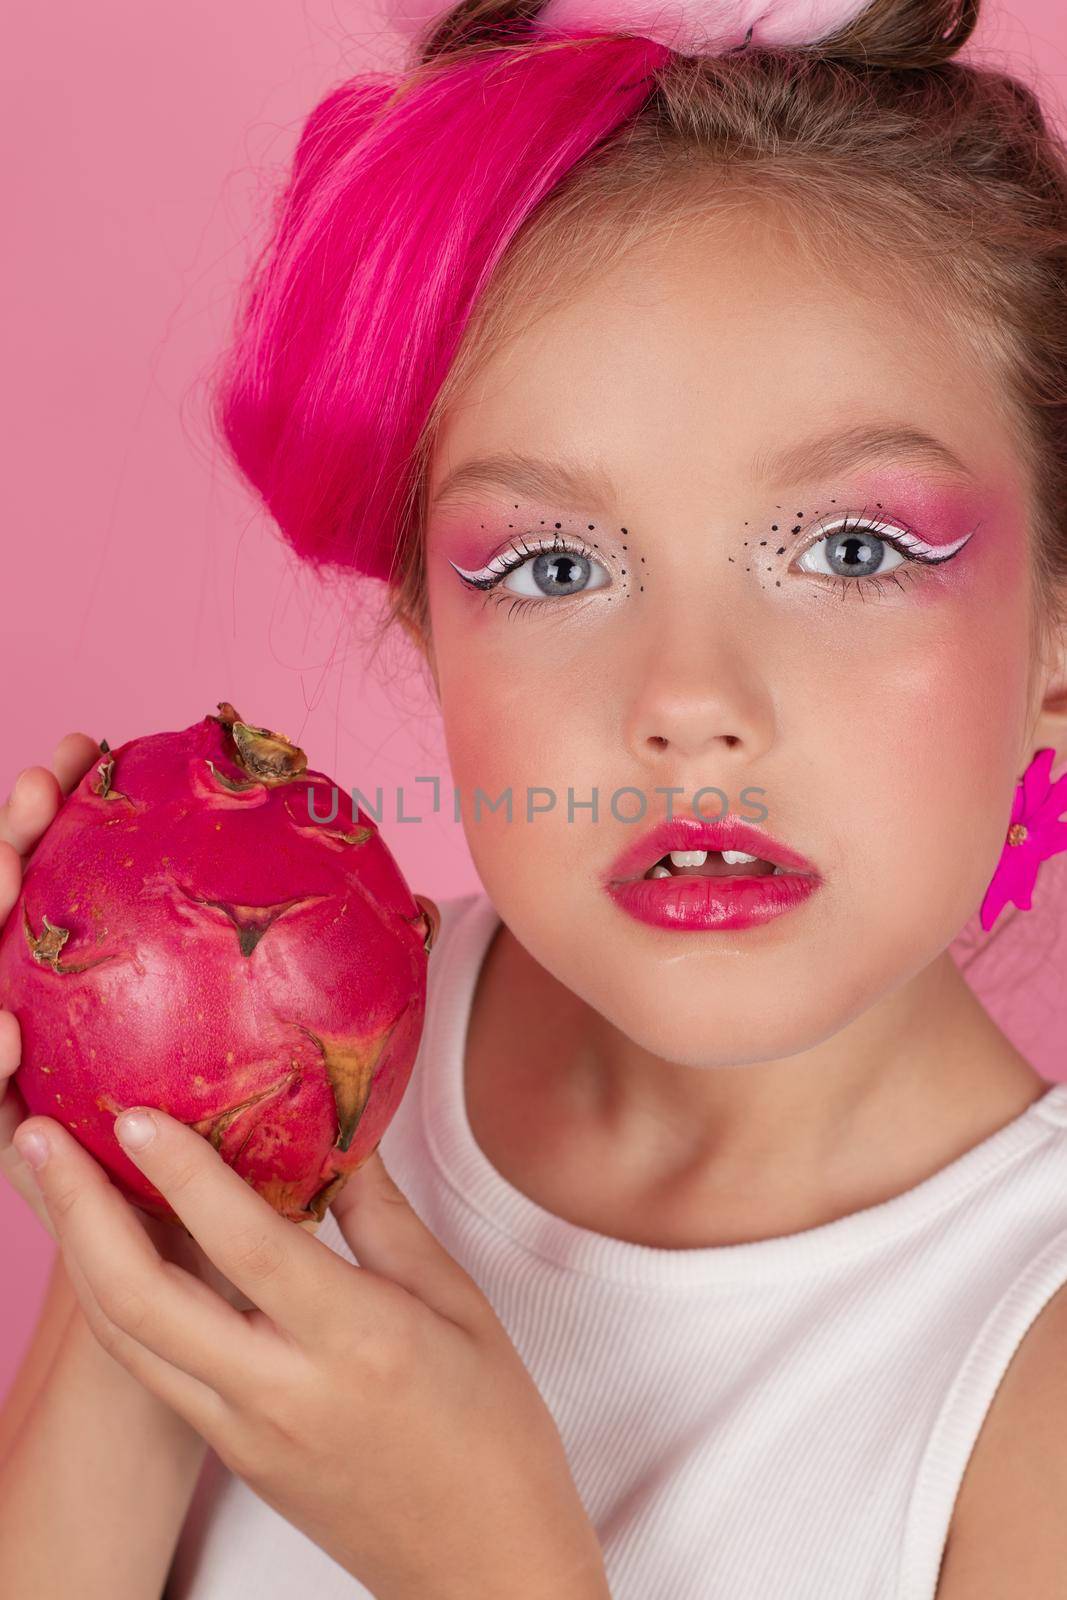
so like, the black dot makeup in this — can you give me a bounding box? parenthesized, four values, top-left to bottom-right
(722, 478, 988, 597)
(443, 514, 638, 609)
(438, 474, 987, 616)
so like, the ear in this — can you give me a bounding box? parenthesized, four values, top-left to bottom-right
(1030, 590, 1067, 766)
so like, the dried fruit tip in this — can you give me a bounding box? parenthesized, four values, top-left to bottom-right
(211, 701, 308, 787)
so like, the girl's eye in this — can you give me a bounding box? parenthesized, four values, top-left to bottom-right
(795, 521, 906, 580)
(448, 513, 978, 607)
(449, 537, 612, 600)
(501, 546, 611, 598)
(792, 513, 976, 587)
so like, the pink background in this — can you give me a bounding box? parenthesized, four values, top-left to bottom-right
(3, 2, 1067, 1406)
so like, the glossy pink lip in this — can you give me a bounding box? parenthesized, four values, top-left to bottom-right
(605, 870, 821, 931)
(603, 815, 820, 885)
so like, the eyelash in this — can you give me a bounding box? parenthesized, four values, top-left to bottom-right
(450, 512, 977, 615)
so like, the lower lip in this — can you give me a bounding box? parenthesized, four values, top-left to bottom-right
(605, 870, 822, 930)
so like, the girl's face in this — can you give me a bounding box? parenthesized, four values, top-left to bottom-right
(420, 206, 1052, 1068)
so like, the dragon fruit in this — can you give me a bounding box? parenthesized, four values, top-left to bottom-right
(0, 703, 439, 1230)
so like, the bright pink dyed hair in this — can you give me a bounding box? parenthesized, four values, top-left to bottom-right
(212, 31, 670, 586)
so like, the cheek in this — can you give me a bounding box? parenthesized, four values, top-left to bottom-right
(448, 688, 598, 807)
(817, 474, 1031, 778)
(432, 617, 608, 894)
(826, 547, 1033, 943)
(871, 509, 1031, 784)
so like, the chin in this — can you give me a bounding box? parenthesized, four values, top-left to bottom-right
(604, 995, 856, 1071)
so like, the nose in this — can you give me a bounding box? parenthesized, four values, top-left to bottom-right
(621, 618, 775, 770)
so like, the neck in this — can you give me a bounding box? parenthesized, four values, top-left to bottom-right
(463, 923, 1047, 1249)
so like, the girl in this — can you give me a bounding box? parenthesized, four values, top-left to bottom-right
(4, 0, 1067, 1595)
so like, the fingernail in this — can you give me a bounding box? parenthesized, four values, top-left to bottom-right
(15, 1130, 49, 1170)
(115, 1109, 156, 1151)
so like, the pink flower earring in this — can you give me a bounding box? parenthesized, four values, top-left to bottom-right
(980, 747, 1067, 932)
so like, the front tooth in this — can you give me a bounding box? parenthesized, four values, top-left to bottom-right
(649, 864, 672, 878)
(721, 849, 758, 865)
(668, 850, 708, 868)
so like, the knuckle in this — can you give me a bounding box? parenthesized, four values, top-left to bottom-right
(217, 1435, 254, 1482)
(234, 1365, 314, 1461)
(222, 1406, 287, 1484)
(164, 1156, 204, 1197)
(356, 1322, 417, 1387)
(226, 1226, 286, 1284)
(44, 1159, 109, 1221)
(98, 1321, 131, 1363)
(88, 1304, 129, 1360)
(98, 1279, 151, 1336)
(262, 1385, 307, 1444)
(46, 1179, 85, 1220)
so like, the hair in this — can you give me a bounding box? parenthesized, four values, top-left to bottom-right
(209, 0, 1067, 696)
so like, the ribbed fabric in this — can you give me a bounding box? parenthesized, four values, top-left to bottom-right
(167, 890, 1067, 1600)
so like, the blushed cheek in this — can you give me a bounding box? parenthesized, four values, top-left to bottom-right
(928, 617, 1032, 833)
(886, 564, 1030, 780)
(433, 626, 534, 844)
(434, 621, 608, 898)
(928, 498, 1034, 749)
(857, 531, 1034, 941)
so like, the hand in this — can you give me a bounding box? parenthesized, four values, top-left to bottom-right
(12, 1108, 610, 1600)
(0, 733, 102, 1240)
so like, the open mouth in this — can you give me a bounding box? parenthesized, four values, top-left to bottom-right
(641, 849, 794, 881)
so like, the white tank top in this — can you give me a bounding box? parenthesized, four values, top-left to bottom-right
(167, 890, 1067, 1600)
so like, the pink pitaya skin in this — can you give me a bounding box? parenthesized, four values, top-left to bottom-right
(0, 707, 436, 1228)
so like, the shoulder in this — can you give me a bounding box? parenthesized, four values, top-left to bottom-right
(936, 1275, 1067, 1597)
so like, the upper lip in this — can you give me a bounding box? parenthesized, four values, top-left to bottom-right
(604, 815, 821, 885)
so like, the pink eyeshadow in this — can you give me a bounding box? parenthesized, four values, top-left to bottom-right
(432, 506, 605, 569)
(433, 466, 1023, 571)
(805, 466, 1012, 553)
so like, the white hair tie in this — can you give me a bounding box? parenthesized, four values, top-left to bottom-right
(387, 0, 876, 56)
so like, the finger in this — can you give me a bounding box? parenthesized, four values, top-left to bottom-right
(50, 732, 104, 796)
(0, 766, 62, 856)
(106, 1106, 354, 1347)
(0, 1006, 19, 1081)
(0, 1011, 57, 1239)
(12, 1115, 270, 1412)
(53, 1212, 232, 1443)
(0, 1128, 58, 1241)
(331, 1148, 488, 1328)
(0, 840, 20, 924)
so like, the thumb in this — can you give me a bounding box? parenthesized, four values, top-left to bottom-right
(331, 1148, 485, 1325)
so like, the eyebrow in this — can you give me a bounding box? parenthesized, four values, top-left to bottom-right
(429, 423, 976, 513)
(431, 452, 618, 513)
(752, 422, 976, 488)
